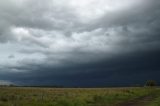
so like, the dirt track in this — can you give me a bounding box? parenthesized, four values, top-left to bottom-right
(118, 95, 155, 106)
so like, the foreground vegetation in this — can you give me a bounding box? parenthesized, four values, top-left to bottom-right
(147, 90, 160, 106)
(0, 87, 159, 106)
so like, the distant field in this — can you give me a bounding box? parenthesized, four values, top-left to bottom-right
(0, 87, 160, 106)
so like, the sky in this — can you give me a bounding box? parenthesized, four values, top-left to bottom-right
(0, 0, 160, 87)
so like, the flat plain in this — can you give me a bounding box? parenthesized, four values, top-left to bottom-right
(0, 87, 160, 106)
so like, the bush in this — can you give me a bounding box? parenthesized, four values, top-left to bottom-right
(145, 80, 157, 87)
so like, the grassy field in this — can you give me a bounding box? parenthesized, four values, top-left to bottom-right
(0, 87, 159, 106)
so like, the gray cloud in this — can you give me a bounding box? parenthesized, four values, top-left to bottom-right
(0, 0, 160, 86)
(8, 54, 15, 59)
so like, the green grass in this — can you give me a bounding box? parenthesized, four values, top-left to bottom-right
(147, 88, 160, 106)
(0, 87, 159, 106)
(148, 97, 160, 106)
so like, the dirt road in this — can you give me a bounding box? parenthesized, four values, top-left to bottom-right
(118, 95, 156, 106)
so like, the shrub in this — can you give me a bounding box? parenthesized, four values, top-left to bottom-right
(145, 80, 157, 87)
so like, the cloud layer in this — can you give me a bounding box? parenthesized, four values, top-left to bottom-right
(0, 0, 160, 86)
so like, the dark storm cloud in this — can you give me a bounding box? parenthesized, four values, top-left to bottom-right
(1, 49, 160, 87)
(0, 0, 160, 86)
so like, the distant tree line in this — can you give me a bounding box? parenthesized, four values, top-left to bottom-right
(0, 84, 16, 87)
